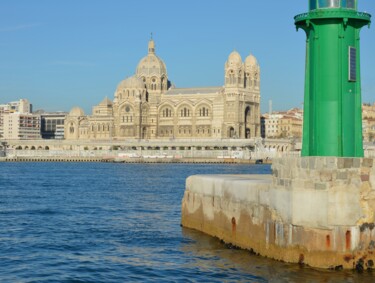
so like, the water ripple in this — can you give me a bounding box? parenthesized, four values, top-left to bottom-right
(0, 163, 374, 282)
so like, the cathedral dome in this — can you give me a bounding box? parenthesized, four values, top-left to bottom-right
(69, 107, 84, 117)
(226, 50, 243, 70)
(245, 54, 258, 66)
(136, 39, 167, 78)
(117, 75, 145, 90)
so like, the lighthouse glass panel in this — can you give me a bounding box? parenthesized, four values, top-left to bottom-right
(342, 0, 355, 8)
(318, 0, 340, 8)
(309, 0, 317, 10)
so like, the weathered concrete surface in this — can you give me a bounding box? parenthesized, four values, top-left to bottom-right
(181, 157, 375, 270)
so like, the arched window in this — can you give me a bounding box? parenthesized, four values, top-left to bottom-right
(181, 107, 190, 117)
(228, 70, 235, 84)
(151, 78, 157, 90)
(70, 123, 74, 134)
(198, 107, 209, 117)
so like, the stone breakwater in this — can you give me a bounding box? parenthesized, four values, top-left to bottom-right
(181, 157, 375, 270)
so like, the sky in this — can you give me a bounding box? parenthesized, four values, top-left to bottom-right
(0, 0, 374, 114)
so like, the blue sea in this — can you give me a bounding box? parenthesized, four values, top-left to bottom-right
(0, 162, 374, 282)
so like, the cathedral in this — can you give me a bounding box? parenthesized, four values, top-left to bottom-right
(64, 39, 261, 140)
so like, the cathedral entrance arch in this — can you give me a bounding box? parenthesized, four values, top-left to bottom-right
(228, 127, 235, 138)
(142, 127, 147, 139)
(244, 106, 251, 139)
(246, 128, 251, 139)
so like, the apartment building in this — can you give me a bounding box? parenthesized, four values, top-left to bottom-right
(3, 113, 41, 140)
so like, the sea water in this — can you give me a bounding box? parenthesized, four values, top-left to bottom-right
(0, 163, 373, 282)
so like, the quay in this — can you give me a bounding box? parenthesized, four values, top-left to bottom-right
(0, 155, 270, 164)
(0, 137, 297, 163)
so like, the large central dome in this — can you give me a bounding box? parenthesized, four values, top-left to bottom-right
(136, 39, 167, 78)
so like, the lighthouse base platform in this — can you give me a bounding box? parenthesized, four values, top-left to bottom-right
(181, 157, 375, 270)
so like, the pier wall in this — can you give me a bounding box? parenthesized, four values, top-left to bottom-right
(181, 157, 375, 269)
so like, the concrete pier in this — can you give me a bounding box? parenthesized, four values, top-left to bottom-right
(181, 156, 375, 269)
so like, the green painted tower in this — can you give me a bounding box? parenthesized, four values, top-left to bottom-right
(295, 0, 371, 157)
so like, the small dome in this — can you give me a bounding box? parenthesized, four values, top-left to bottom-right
(69, 107, 84, 116)
(136, 39, 167, 78)
(227, 50, 242, 65)
(245, 54, 258, 66)
(136, 54, 167, 78)
(117, 75, 145, 90)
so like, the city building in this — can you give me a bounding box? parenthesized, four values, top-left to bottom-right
(38, 112, 67, 139)
(65, 39, 261, 140)
(0, 99, 32, 138)
(262, 108, 303, 139)
(3, 112, 41, 140)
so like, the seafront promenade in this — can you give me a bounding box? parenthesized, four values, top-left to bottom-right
(0, 138, 297, 163)
(1, 138, 375, 163)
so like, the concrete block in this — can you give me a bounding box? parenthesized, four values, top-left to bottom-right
(301, 158, 309, 169)
(315, 157, 325, 170)
(338, 158, 345, 169)
(300, 169, 308, 179)
(304, 180, 314, 190)
(315, 183, 328, 190)
(326, 157, 337, 169)
(291, 179, 304, 190)
(362, 158, 374, 168)
(320, 170, 332, 182)
(361, 175, 370, 182)
(309, 158, 316, 170)
(337, 171, 348, 180)
(353, 158, 361, 168)
(344, 158, 353, 169)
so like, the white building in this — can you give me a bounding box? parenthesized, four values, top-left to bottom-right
(3, 113, 41, 140)
(262, 108, 303, 139)
(0, 99, 32, 138)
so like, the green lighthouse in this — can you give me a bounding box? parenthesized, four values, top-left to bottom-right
(295, 0, 371, 157)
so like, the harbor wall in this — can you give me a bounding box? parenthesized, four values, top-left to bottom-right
(181, 157, 375, 269)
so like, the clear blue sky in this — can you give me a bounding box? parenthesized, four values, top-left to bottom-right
(0, 0, 374, 114)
